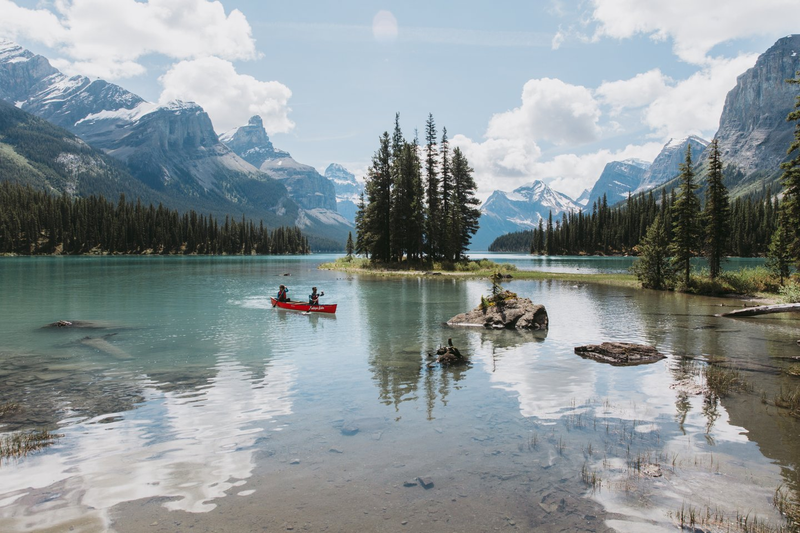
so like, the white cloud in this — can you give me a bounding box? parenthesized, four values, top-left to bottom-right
(0, 0, 68, 46)
(642, 54, 758, 139)
(590, 0, 799, 64)
(596, 69, 671, 112)
(0, 0, 257, 79)
(452, 132, 663, 201)
(486, 78, 602, 146)
(159, 57, 294, 134)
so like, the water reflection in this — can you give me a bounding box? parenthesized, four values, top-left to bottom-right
(0, 358, 295, 531)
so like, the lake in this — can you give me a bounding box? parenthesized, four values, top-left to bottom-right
(0, 255, 798, 532)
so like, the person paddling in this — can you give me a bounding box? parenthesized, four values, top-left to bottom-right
(308, 287, 324, 305)
(277, 284, 290, 302)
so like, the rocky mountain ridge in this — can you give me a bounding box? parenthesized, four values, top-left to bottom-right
(715, 34, 800, 194)
(0, 40, 350, 247)
(472, 181, 580, 250)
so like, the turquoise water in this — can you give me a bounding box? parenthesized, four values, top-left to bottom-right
(0, 255, 798, 532)
(469, 253, 766, 274)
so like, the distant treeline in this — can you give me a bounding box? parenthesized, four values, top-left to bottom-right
(0, 181, 310, 255)
(489, 187, 778, 257)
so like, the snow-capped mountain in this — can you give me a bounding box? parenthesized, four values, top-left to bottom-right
(574, 188, 591, 207)
(0, 39, 353, 245)
(587, 159, 650, 208)
(635, 136, 708, 193)
(220, 116, 341, 215)
(471, 180, 580, 250)
(324, 163, 364, 224)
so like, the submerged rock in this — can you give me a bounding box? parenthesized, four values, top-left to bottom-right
(574, 342, 665, 366)
(447, 295, 548, 330)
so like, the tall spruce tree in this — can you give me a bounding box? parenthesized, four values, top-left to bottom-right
(703, 139, 730, 279)
(450, 147, 481, 259)
(345, 231, 354, 257)
(767, 207, 792, 283)
(778, 71, 800, 267)
(363, 132, 393, 262)
(424, 113, 440, 260)
(354, 192, 367, 256)
(440, 127, 455, 260)
(670, 145, 701, 287)
(633, 215, 672, 290)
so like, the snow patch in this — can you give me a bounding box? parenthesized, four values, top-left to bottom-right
(75, 102, 158, 126)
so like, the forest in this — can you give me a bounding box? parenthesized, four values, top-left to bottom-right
(0, 181, 310, 255)
(355, 113, 481, 263)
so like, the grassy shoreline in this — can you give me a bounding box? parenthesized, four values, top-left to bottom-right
(319, 257, 640, 288)
(319, 257, 796, 302)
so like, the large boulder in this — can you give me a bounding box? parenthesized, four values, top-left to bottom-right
(574, 342, 665, 366)
(447, 296, 548, 330)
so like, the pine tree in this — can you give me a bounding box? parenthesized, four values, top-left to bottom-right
(363, 132, 393, 262)
(440, 127, 454, 260)
(632, 216, 673, 290)
(766, 208, 792, 284)
(703, 139, 730, 279)
(346, 231, 354, 257)
(450, 147, 481, 259)
(424, 113, 440, 260)
(778, 71, 800, 267)
(545, 211, 554, 255)
(670, 145, 701, 287)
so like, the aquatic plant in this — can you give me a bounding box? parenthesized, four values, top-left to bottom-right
(0, 402, 21, 417)
(0, 430, 63, 461)
(704, 364, 752, 398)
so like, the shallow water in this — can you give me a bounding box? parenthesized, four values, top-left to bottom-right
(0, 255, 798, 532)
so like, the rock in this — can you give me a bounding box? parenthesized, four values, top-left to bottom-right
(641, 464, 662, 477)
(341, 424, 359, 436)
(447, 293, 548, 330)
(290, 458, 300, 465)
(403, 480, 418, 487)
(417, 477, 434, 489)
(574, 342, 665, 366)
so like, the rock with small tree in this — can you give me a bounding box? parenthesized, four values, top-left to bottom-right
(446, 273, 548, 330)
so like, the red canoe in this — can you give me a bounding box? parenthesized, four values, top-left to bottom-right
(270, 297, 337, 314)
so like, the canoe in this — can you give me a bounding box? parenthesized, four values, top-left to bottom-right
(270, 297, 337, 314)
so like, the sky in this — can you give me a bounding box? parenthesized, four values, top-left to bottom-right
(1, 0, 798, 200)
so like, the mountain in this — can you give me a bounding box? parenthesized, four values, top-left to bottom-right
(324, 163, 364, 224)
(715, 34, 800, 195)
(574, 188, 591, 207)
(0, 98, 168, 204)
(220, 116, 339, 211)
(0, 40, 310, 227)
(588, 159, 650, 208)
(635, 136, 709, 193)
(471, 181, 579, 250)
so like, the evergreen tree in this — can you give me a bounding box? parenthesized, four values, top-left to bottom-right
(345, 231, 354, 257)
(354, 192, 368, 256)
(536, 219, 545, 254)
(545, 211, 554, 255)
(766, 208, 792, 284)
(424, 113, 440, 259)
(703, 139, 730, 278)
(778, 71, 800, 267)
(632, 216, 673, 290)
(363, 132, 393, 262)
(670, 145, 701, 287)
(450, 147, 481, 259)
(440, 127, 455, 260)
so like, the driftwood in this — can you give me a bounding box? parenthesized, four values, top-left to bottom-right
(717, 303, 800, 318)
